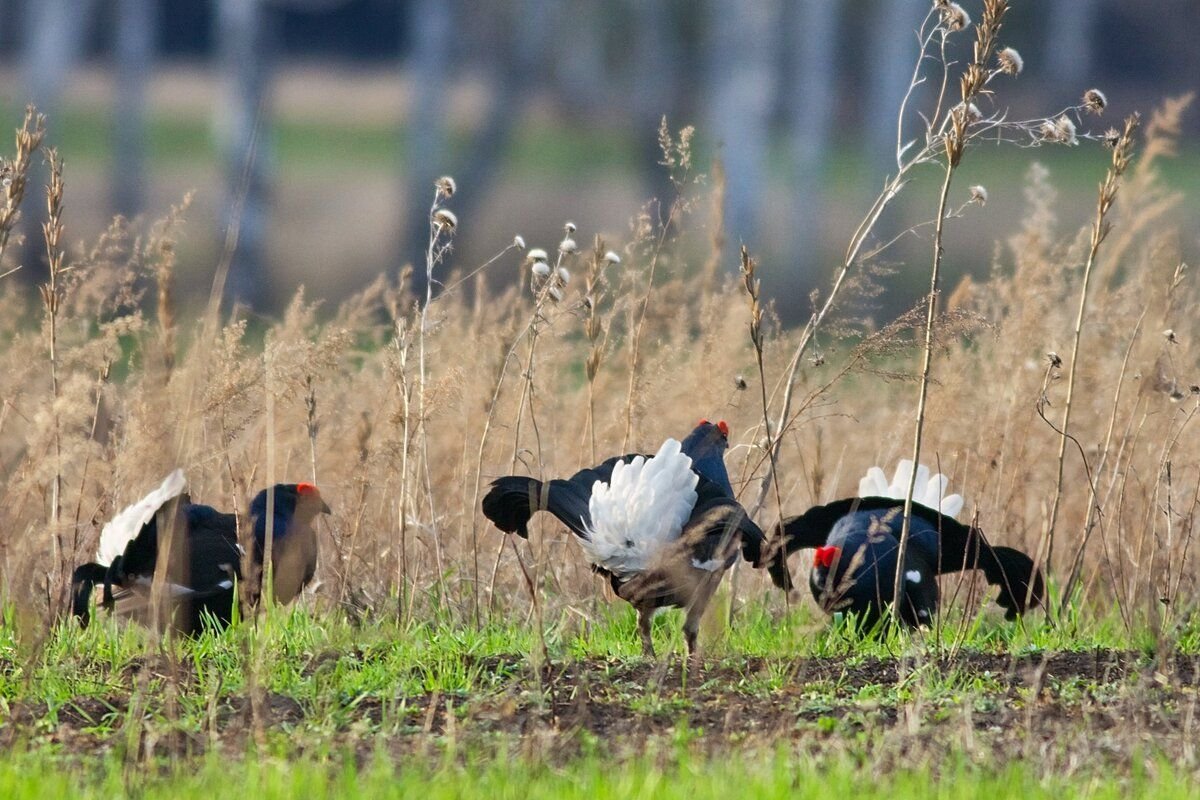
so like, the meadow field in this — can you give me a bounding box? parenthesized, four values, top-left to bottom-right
(3, 2, 1200, 795)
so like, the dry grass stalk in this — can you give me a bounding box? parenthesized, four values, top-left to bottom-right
(893, 0, 1009, 626)
(735, 245, 786, 623)
(39, 148, 68, 612)
(0, 107, 46, 277)
(1043, 114, 1140, 604)
(622, 119, 694, 450)
(582, 237, 614, 463)
(418, 178, 458, 600)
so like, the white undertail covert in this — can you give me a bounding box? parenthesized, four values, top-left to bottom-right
(858, 459, 964, 519)
(582, 438, 699, 577)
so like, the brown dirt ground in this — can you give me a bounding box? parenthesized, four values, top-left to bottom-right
(4, 649, 1199, 775)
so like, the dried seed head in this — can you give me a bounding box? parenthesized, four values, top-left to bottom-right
(603, 250, 622, 265)
(996, 47, 1024, 76)
(939, 1, 970, 31)
(432, 207, 458, 230)
(1164, 329, 1178, 344)
(969, 185, 988, 205)
(531, 261, 552, 278)
(547, 285, 564, 303)
(1083, 88, 1108, 115)
(513, 235, 526, 250)
(556, 267, 570, 284)
(527, 247, 549, 262)
(1047, 352, 1063, 368)
(1102, 127, 1121, 149)
(734, 375, 748, 391)
(435, 175, 456, 198)
(1041, 115, 1078, 145)
(559, 237, 578, 254)
(564, 221, 577, 234)
(811, 354, 825, 367)
(1055, 115, 1078, 145)
(955, 102, 983, 124)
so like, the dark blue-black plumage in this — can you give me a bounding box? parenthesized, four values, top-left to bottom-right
(71, 482, 330, 634)
(482, 420, 790, 658)
(774, 496, 1043, 629)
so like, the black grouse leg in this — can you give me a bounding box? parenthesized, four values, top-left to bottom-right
(637, 606, 655, 657)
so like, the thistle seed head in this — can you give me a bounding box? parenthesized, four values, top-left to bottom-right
(996, 47, 1024, 76)
(435, 175, 456, 198)
(432, 207, 458, 230)
(1040, 115, 1078, 145)
(527, 247, 549, 262)
(969, 185, 988, 205)
(939, 1, 971, 31)
(1083, 88, 1108, 115)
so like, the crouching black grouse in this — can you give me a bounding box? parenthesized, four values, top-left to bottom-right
(71, 470, 330, 634)
(482, 421, 791, 661)
(772, 461, 1044, 628)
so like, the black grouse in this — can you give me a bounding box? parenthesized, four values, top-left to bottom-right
(772, 461, 1044, 628)
(71, 470, 330, 634)
(482, 420, 791, 661)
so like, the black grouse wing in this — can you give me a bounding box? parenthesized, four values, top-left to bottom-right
(481, 453, 645, 539)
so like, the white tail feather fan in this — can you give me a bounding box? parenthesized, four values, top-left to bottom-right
(582, 438, 698, 577)
(97, 469, 188, 565)
(858, 459, 964, 519)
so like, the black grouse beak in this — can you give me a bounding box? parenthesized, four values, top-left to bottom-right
(319, 499, 332, 514)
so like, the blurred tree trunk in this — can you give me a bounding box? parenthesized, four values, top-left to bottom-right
(113, 0, 155, 219)
(18, 0, 100, 282)
(785, 0, 837, 284)
(631, 1, 682, 209)
(706, 0, 780, 263)
(216, 0, 275, 310)
(866, 0, 924, 171)
(401, 0, 544, 298)
(556, 0, 610, 112)
(1044, 0, 1098, 91)
(401, 0, 454, 296)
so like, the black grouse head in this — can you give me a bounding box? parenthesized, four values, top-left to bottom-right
(250, 483, 331, 548)
(681, 419, 733, 495)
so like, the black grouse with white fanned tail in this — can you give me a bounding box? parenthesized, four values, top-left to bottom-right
(482, 420, 792, 660)
(70, 471, 331, 634)
(771, 461, 1044, 628)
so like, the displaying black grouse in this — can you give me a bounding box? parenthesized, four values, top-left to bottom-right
(71, 471, 330, 634)
(772, 461, 1044, 628)
(482, 421, 792, 661)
